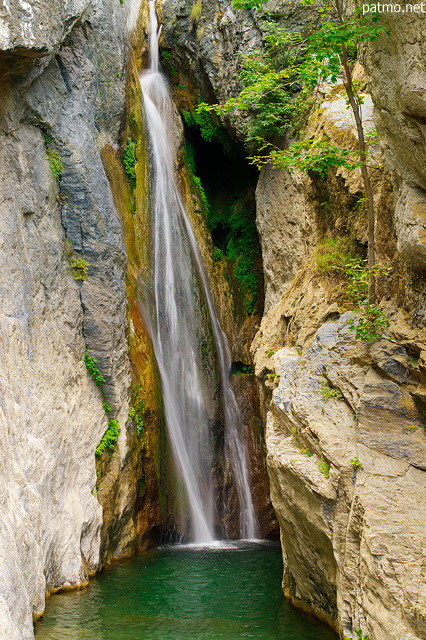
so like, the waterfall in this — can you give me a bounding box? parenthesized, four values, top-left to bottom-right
(139, 0, 258, 542)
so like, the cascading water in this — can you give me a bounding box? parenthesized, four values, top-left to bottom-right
(139, 0, 258, 542)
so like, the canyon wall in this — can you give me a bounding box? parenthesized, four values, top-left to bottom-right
(0, 0, 158, 636)
(251, 16, 426, 640)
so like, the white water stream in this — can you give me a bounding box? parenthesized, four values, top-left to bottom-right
(139, 0, 258, 542)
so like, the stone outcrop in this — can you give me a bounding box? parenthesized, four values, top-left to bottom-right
(2, 0, 426, 637)
(254, 314, 426, 639)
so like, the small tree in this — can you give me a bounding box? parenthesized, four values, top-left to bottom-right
(299, 0, 387, 302)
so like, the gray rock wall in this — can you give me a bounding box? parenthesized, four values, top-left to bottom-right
(0, 0, 143, 636)
(251, 17, 426, 640)
(362, 13, 426, 320)
(257, 317, 426, 640)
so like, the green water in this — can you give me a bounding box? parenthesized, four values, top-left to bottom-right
(35, 541, 337, 640)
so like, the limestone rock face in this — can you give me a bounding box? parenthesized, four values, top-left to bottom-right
(259, 315, 426, 640)
(255, 78, 380, 313)
(256, 167, 314, 313)
(363, 14, 426, 313)
(0, 0, 143, 636)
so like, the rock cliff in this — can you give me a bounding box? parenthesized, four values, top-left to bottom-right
(250, 18, 426, 640)
(0, 0, 155, 636)
(0, 0, 275, 635)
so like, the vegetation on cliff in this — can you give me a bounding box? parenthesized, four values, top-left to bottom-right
(183, 137, 262, 315)
(198, 0, 390, 334)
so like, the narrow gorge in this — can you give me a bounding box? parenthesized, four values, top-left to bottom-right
(0, 0, 425, 638)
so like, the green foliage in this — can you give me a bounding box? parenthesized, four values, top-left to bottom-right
(266, 348, 277, 357)
(234, 363, 254, 376)
(184, 141, 197, 174)
(344, 258, 371, 302)
(212, 247, 223, 262)
(102, 400, 112, 415)
(232, 0, 264, 7)
(318, 459, 330, 478)
(95, 419, 120, 457)
(46, 148, 63, 181)
(407, 354, 420, 370)
(344, 260, 390, 341)
(266, 372, 280, 382)
(182, 106, 230, 151)
(84, 350, 106, 386)
(84, 351, 121, 457)
(241, 364, 254, 374)
(193, 175, 210, 213)
(299, 5, 389, 87)
(161, 50, 177, 76)
(183, 142, 210, 215)
(69, 257, 89, 281)
(197, 17, 312, 150)
(123, 138, 137, 188)
(315, 237, 358, 276)
(344, 629, 369, 640)
(183, 141, 260, 315)
(299, 446, 313, 456)
(348, 301, 390, 343)
(129, 400, 145, 436)
(320, 384, 343, 401)
(213, 1, 389, 176)
(250, 136, 361, 175)
(208, 198, 259, 314)
(350, 456, 363, 469)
